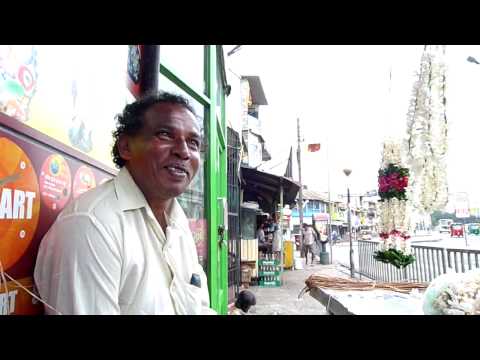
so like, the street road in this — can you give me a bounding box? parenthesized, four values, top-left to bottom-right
(330, 231, 480, 270)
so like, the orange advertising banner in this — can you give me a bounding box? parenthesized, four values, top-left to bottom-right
(0, 122, 114, 315)
(0, 277, 44, 315)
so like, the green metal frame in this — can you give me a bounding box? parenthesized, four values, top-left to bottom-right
(160, 45, 228, 314)
(205, 45, 228, 314)
(218, 50, 228, 314)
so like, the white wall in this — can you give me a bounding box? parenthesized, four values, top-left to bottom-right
(223, 46, 244, 135)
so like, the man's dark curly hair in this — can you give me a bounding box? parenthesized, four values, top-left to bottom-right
(111, 91, 197, 168)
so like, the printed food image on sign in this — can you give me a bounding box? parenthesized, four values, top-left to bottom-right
(73, 165, 96, 199)
(189, 219, 207, 270)
(0, 137, 40, 271)
(39, 154, 72, 211)
(68, 79, 93, 153)
(0, 46, 38, 122)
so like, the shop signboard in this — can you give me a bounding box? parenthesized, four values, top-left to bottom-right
(126, 45, 160, 99)
(469, 208, 480, 218)
(313, 213, 329, 222)
(455, 193, 470, 219)
(0, 124, 114, 314)
(0, 45, 133, 168)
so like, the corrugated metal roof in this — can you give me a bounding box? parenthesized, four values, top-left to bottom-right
(242, 76, 268, 105)
(241, 165, 300, 214)
(301, 189, 329, 202)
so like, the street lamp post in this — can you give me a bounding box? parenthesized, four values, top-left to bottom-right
(343, 168, 355, 278)
(467, 56, 480, 65)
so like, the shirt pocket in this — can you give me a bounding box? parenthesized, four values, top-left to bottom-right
(170, 278, 204, 315)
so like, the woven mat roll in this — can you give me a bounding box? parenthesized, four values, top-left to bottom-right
(305, 275, 428, 294)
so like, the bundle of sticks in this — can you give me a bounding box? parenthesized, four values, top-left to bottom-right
(305, 275, 428, 294)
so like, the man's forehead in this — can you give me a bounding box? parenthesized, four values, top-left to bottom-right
(145, 102, 200, 132)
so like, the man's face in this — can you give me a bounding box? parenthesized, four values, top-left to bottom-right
(120, 102, 201, 202)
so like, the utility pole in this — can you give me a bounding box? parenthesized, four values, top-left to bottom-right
(279, 183, 284, 275)
(326, 137, 333, 264)
(343, 168, 354, 278)
(297, 118, 304, 255)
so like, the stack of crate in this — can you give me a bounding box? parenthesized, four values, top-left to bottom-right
(241, 239, 258, 278)
(258, 258, 281, 287)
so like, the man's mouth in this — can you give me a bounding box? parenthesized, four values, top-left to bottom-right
(164, 164, 189, 178)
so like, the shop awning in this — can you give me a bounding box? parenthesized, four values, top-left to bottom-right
(241, 165, 300, 214)
(241, 76, 268, 105)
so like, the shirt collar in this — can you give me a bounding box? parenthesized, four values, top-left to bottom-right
(166, 197, 190, 232)
(114, 167, 191, 231)
(114, 167, 150, 211)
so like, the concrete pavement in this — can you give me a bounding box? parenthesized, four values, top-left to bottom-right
(247, 262, 352, 315)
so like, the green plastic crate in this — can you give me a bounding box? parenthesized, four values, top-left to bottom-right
(258, 259, 280, 266)
(259, 279, 281, 287)
(258, 271, 281, 276)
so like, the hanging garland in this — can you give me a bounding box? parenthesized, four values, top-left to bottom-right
(404, 45, 448, 214)
(378, 164, 409, 201)
(374, 141, 415, 270)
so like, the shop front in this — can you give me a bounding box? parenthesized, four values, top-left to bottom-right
(239, 165, 300, 285)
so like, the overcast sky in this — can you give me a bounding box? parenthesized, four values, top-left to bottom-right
(226, 45, 480, 210)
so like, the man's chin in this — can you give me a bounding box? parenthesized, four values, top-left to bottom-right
(162, 184, 189, 199)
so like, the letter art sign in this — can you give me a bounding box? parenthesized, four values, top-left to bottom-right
(0, 137, 40, 270)
(0, 126, 115, 314)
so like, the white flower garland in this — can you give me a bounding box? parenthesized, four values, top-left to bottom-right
(423, 270, 480, 315)
(404, 45, 448, 214)
(378, 140, 412, 255)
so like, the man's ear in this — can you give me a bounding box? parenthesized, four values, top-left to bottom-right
(117, 134, 133, 162)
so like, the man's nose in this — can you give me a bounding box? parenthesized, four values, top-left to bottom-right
(172, 138, 190, 159)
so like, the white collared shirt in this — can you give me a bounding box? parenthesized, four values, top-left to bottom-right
(34, 167, 215, 315)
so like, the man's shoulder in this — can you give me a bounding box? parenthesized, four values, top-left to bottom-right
(39, 180, 125, 258)
(60, 180, 120, 222)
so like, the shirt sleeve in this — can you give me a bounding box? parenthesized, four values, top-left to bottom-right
(34, 213, 122, 315)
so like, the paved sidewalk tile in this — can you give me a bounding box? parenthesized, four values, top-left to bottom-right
(247, 263, 352, 315)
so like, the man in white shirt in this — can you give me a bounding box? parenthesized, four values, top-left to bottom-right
(302, 224, 315, 266)
(34, 92, 215, 315)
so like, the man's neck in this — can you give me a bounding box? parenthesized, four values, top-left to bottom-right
(125, 165, 173, 232)
(148, 198, 173, 233)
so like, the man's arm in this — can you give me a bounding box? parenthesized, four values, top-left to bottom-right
(34, 214, 122, 315)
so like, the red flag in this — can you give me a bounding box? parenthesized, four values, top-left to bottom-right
(307, 143, 321, 152)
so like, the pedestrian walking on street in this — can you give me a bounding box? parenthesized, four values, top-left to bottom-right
(302, 223, 316, 265)
(331, 229, 339, 245)
(272, 223, 282, 260)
